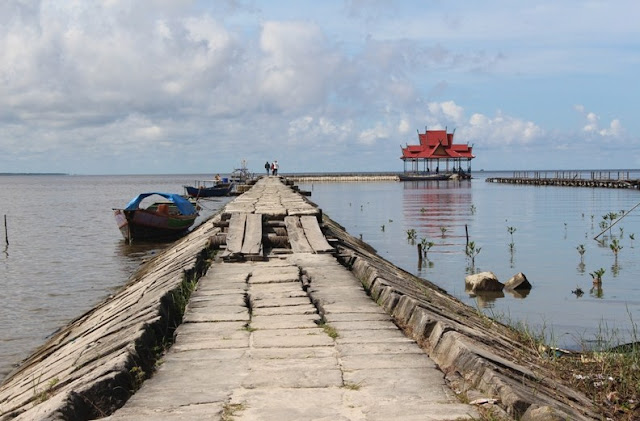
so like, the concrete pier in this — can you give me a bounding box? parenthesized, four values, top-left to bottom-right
(0, 176, 598, 420)
(102, 254, 476, 420)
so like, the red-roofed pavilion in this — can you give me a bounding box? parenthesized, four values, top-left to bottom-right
(400, 128, 474, 177)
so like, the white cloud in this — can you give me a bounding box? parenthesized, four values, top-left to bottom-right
(358, 123, 390, 145)
(463, 111, 543, 146)
(398, 118, 411, 134)
(288, 116, 354, 145)
(576, 105, 624, 138)
(0, 1, 638, 173)
(428, 101, 465, 125)
(258, 21, 341, 111)
(600, 119, 622, 137)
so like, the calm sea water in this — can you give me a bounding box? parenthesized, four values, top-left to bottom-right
(0, 174, 231, 380)
(298, 172, 640, 350)
(1, 172, 639, 381)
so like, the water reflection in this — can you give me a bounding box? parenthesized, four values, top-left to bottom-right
(402, 179, 473, 240)
(506, 288, 531, 299)
(467, 290, 505, 308)
(590, 285, 604, 299)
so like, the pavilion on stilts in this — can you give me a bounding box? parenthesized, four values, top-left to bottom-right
(399, 128, 475, 180)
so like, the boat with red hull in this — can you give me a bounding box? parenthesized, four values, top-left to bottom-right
(113, 192, 198, 243)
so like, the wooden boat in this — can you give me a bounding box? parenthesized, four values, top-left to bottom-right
(113, 192, 199, 242)
(229, 160, 255, 184)
(183, 179, 233, 198)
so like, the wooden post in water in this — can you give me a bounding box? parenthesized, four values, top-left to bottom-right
(465, 224, 469, 246)
(4, 215, 7, 246)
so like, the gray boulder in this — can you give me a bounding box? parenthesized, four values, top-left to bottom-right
(465, 271, 504, 293)
(504, 272, 532, 290)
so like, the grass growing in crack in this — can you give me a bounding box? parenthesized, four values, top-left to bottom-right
(171, 276, 198, 320)
(243, 325, 257, 333)
(319, 323, 338, 339)
(342, 381, 362, 390)
(222, 402, 246, 421)
(34, 377, 59, 403)
(129, 366, 146, 391)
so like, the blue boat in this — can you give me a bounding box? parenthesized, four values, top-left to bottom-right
(183, 179, 233, 198)
(113, 192, 199, 242)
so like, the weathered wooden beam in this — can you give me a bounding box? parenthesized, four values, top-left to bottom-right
(221, 212, 246, 258)
(284, 216, 313, 253)
(241, 213, 263, 256)
(300, 215, 334, 253)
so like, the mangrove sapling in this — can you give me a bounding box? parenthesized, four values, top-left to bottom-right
(406, 228, 417, 243)
(600, 215, 610, 236)
(577, 244, 586, 263)
(420, 238, 434, 259)
(604, 212, 618, 236)
(440, 226, 447, 238)
(590, 268, 605, 286)
(470, 204, 476, 215)
(590, 268, 605, 298)
(507, 226, 516, 252)
(610, 238, 623, 261)
(465, 241, 481, 267)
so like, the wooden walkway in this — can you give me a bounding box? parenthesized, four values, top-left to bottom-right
(101, 176, 478, 420)
(214, 177, 334, 261)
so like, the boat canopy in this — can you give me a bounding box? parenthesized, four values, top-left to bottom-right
(124, 192, 197, 215)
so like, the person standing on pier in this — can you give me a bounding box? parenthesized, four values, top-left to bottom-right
(264, 161, 270, 175)
(273, 160, 279, 176)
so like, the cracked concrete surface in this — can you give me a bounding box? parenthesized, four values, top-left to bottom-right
(103, 255, 478, 420)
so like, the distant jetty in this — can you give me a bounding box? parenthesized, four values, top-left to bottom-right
(0, 173, 67, 176)
(486, 170, 640, 189)
(283, 172, 469, 182)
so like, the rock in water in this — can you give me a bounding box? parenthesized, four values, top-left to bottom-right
(465, 271, 504, 292)
(504, 272, 532, 290)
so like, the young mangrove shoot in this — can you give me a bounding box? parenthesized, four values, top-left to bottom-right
(577, 244, 586, 263)
(610, 238, 623, 260)
(590, 268, 605, 286)
(465, 241, 481, 267)
(420, 238, 434, 258)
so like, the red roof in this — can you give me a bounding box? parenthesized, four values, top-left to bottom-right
(401, 129, 474, 160)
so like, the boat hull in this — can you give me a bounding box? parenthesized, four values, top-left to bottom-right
(184, 184, 232, 197)
(114, 208, 197, 242)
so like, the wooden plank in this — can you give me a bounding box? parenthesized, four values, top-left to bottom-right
(241, 213, 263, 255)
(284, 216, 313, 253)
(221, 213, 246, 257)
(300, 216, 334, 253)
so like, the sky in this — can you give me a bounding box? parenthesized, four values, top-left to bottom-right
(1, 0, 639, 175)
